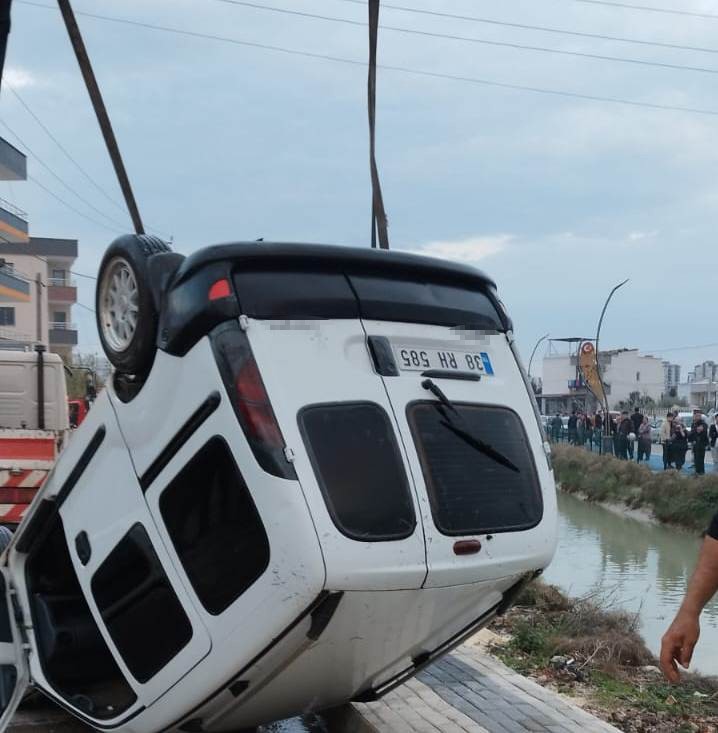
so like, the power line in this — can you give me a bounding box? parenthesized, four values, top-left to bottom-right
(14, 1, 718, 117)
(30, 254, 97, 281)
(330, 0, 718, 54)
(211, 0, 718, 75)
(566, 0, 718, 20)
(0, 118, 132, 230)
(644, 342, 718, 353)
(5, 83, 170, 238)
(28, 174, 126, 234)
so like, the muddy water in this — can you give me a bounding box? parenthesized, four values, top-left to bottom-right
(543, 491, 718, 676)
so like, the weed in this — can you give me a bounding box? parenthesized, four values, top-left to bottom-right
(552, 445, 718, 532)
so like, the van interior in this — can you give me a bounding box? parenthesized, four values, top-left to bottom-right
(25, 515, 136, 719)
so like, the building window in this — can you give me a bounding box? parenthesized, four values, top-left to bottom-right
(52, 312, 67, 326)
(51, 268, 66, 285)
(0, 308, 15, 326)
(0, 261, 14, 273)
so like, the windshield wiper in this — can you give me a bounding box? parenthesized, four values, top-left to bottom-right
(421, 379, 520, 473)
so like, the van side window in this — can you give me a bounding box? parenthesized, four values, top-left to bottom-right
(299, 402, 416, 541)
(159, 437, 270, 615)
(408, 403, 543, 535)
(91, 524, 193, 684)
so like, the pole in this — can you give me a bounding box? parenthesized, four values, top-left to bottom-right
(595, 279, 629, 448)
(35, 344, 46, 430)
(56, 0, 144, 234)
(527, 333, 549, 381)
(367, 0, 389, 249)
(0, 1, 13, 91)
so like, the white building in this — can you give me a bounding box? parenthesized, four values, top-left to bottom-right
(541, 348, 665, 414)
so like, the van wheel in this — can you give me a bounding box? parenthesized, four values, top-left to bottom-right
(96, 234, 171, 375)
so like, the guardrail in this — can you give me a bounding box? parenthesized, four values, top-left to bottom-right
(47, 277, 77, 287)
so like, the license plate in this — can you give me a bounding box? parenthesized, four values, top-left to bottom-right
(393, 346, 494, 375)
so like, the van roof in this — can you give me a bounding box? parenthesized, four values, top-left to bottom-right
(173, 242, 497, 291)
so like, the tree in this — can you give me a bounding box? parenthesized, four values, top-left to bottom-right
(63, 353, 105, 400)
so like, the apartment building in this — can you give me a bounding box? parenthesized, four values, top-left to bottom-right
(0, 137, 78, 361)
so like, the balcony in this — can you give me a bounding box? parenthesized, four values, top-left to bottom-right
(0, 138, 27, 181)
(0, 197, 29, 244)
(48, 322, 78, 346)
(47, 278, 77, 304)
(0, 267, 30, 302)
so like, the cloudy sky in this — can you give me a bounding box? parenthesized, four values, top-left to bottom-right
(2, 0, 718, 376)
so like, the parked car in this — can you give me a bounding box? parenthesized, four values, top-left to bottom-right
(0, 236, 558, 732)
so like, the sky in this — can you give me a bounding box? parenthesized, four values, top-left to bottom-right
(2, 0, 718, 378)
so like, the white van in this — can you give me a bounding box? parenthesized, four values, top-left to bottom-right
(0, 236, 557, 731)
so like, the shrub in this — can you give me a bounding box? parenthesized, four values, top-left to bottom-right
(552, 445, 718, 532)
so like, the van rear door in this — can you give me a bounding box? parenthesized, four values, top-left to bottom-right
(233, 268, 427, 592)
(362, 319, 555, 590)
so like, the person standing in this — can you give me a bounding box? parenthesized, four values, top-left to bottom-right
(567, 410, 578, 445)
(660, 513, 718, 682)
(660, 413, 674, 469)
(690, 420, 709, 476)
(629, 406, 643, 460)
(637, 416, 652, 464)
(593, 411, 603, 452)
(577, 413, 586, 447)
(550, 413, 562, 443)
(710, 415, 718, 472)
(616, 411, 632, 460)
(673, 420, 689, 471)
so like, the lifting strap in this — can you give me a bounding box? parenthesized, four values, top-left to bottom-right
(368, 0, 389, 250)
(56, 0, 145, 235)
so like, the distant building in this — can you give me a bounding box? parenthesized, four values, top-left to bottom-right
(663, 362, 681, 392)
(541, 348, 665, 414)
(687, 361, 718, 384)
(678, 361, 718, 410)
(0, 137, 78, 361)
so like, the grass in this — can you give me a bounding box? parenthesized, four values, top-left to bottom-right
(490, 581, 718, 729)
(552, 444, 718, 531)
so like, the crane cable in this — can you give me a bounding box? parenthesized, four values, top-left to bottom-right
(55, 0, 144, 235)
(368, 0, 389, 250)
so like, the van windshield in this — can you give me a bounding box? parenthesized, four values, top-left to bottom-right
(408, 403, 542, 536)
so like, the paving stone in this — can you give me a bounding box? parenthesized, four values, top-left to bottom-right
(354, 643, 621, 733)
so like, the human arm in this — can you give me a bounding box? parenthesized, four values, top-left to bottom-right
(660, 531, 718, 682)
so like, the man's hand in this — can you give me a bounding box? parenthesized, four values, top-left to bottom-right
(660, 609, 700, 682)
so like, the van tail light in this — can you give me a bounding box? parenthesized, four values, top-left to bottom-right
(210, 321, 296, 480)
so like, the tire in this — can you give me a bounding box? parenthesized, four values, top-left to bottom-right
(96, 234, 171, 375)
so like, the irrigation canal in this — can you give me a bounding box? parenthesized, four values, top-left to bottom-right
(544, 490, 718, 676)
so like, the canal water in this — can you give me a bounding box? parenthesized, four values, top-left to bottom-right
(543, 491, 718, 676)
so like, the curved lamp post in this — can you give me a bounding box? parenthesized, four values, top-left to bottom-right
(595, 279, 629, 438)
(528, 333, 550, 381)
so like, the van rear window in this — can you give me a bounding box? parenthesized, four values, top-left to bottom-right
(160, 437, 270, 615)
(408, 403, 542, 536)
(300, 402, 416, 541)
(91, 524, 193, 683)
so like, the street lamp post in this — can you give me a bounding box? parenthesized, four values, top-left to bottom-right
(528, 333, 550, 382)
(595, 279, 629, 453)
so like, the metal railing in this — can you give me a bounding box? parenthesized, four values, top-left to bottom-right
(47, 277, 77, 287)
(48, 321, 77, 331)
(0, 196, 28, 221)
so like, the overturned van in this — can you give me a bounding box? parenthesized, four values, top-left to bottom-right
(0, 237, 557, 732)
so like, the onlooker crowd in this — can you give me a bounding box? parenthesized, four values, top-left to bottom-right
(548, 405, 717, 475)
